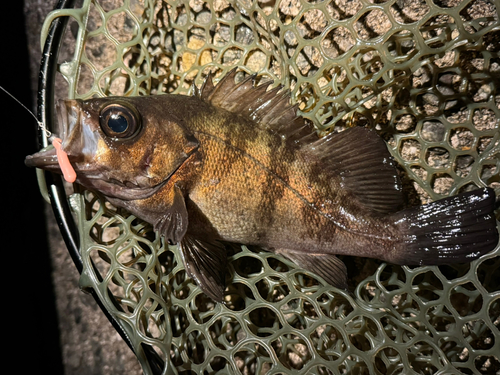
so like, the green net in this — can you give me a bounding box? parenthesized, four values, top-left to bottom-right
(41, 0, 499, 374)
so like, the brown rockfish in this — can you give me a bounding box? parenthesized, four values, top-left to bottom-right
(26, 70, 498, 301)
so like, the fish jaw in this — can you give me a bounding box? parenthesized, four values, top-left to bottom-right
(24, 145, 60, 172)
(77, 174, 169, 200)
(25, 146, 169, 200)
(25, 99, 99, 176)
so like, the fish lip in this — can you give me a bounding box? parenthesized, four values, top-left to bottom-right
(24, 145, 85, 174)
(56, 99, 81, 140)
(56, 99, 67, 140)
(25, 146, 60, 170)
(57, 99, 86, 154)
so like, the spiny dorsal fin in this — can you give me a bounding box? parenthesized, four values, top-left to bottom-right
(197, 69, 315, 146)
(303, 127, 405, 214)
(198, 70, 404, 214)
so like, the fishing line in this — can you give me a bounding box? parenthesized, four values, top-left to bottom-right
(0, 85, 53, 139)
(1, 85, 77, 183)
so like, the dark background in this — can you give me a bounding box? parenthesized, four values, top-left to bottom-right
(2, 1, 64, 373)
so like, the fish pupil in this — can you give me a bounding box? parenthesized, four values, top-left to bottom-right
(108, 113, 128, 133)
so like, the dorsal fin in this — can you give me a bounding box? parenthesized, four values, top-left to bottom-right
(197, 70, 404, 214)
(197, 69, 314, 146)
(303, 127, 404, 214)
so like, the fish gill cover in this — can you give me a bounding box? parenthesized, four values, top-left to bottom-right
(39, 0, 499, 374)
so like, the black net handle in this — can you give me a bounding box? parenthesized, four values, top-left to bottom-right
(38, 0, 81, 272)
(37, 2, 165, 373)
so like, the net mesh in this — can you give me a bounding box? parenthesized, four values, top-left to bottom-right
(41, 0, 499, 374)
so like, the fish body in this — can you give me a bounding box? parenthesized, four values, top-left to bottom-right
(26, 71, 499, 301)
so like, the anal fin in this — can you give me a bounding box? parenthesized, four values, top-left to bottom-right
(276, 249, 348, 290)
(179, 236, 228, 302)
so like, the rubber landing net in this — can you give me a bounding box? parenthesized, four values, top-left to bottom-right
(36, 0, 499, 374)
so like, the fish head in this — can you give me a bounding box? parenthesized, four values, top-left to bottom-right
(25, 96, 199, 200)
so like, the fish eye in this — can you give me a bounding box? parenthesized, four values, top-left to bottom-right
(99, 103, 141, 139)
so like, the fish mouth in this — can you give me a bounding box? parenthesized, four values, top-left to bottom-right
(26, 145, 169, 200)
(25, 146, 171, 201)
(25, 99, 83, 172)
(25, 146, 60, 170)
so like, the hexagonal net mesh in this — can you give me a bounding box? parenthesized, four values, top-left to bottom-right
(40, 0, 499, 374)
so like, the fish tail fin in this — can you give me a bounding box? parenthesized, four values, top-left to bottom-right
(391, 187, 498, 266)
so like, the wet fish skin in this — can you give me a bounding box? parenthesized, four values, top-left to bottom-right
(25, 71, 499, 302)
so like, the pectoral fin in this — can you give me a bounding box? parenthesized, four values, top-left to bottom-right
(276, 249, 348, 290)
(179, 236, 227, 302)
(154, 185, 189, 244)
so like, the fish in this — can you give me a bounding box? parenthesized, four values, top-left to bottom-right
(25, 70, 499, 302)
